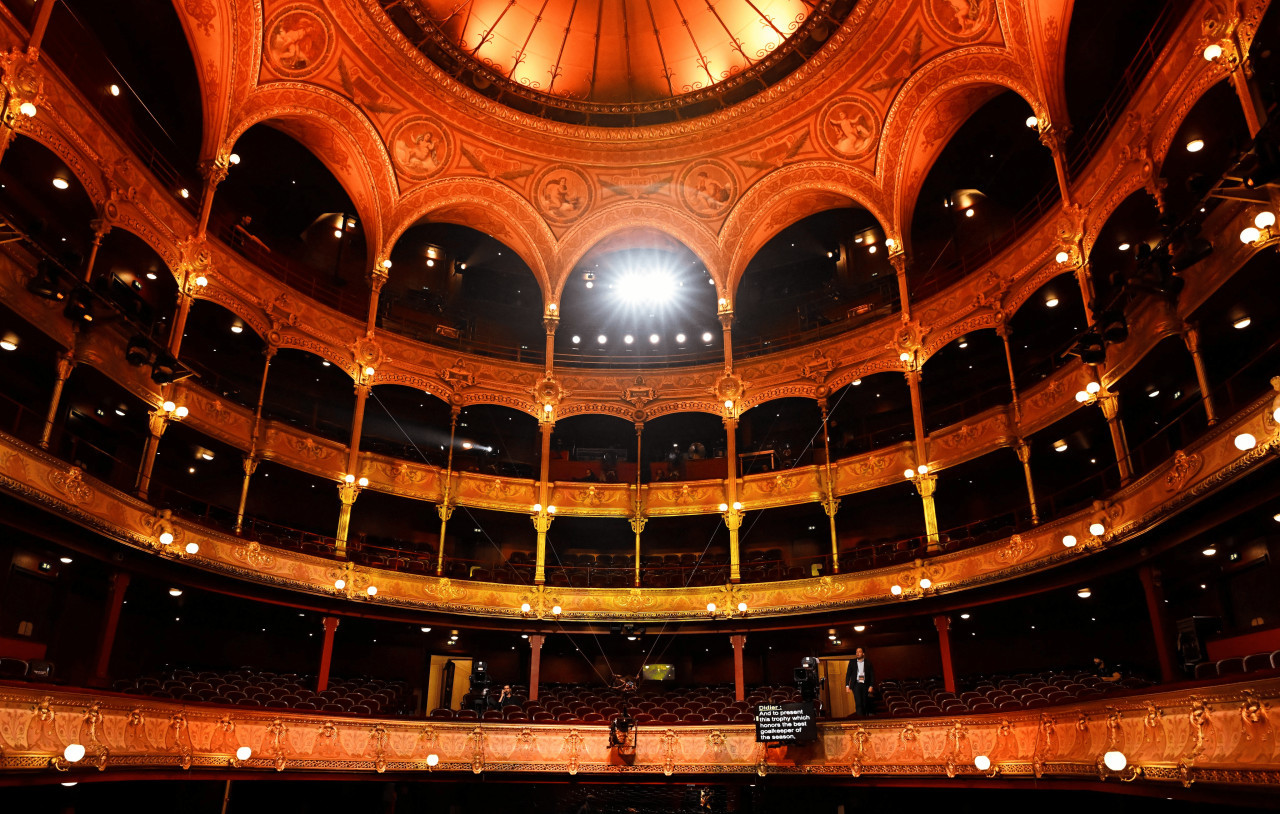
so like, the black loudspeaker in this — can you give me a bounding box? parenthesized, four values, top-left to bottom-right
(1176, 616, 1223, 666)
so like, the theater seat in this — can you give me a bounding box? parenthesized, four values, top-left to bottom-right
(1242, 653, 1272, 673)
(1217, 658, 1246, 676)
(1193, 662, 1217, 680)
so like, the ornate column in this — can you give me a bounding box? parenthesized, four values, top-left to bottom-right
(135, 400, 188, 498)
(367, 263, 389, 331)
(533, 420, 555, 585)
(167, 238, 212, 360)
(997, 322, 1021, 425)
(334, 476, 365, 556)
(39, 347, 74, 449)
(1015, 439, 1039, 525)
(717, 304, 734, 366)
(1182, 325, 1218, 425)
(81, 218, 112, 283)
(933, 614, 956, 695)
(1073, 264, 1098, 327)
(194, 157, 229, 241)
(1098, 387, 1133, 483)
(722, 410, 742, 583)
(0, 49, 44, 165)
(631, 421, 645, 587)
(528, 633, 544, 702)
(234, 346, 275, 533)
(889, 246, 909, 319)
(543, 307, 559, 374)
(316, 616, 340, 693)
(1037, 122, 1073, 207)
(90, 571, 130, 687)
(819, 401, 840, 574)
(1138, 565, 1180, 684)
(436, 406, 459, 576)
(904, 364, 939, 549)
(345, 380, 370, 477)
(731, 634, 746, 702)
(1205, 26, 1268, 137)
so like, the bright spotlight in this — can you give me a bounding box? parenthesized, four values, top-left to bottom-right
(615, 270, 677, 306)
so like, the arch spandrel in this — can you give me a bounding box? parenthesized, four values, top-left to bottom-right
(721, 162, 891, 296)
(167, 0, 232, 162)
(553, 203, 726, 300)
(384, 177, 555, 297)
(229, 85, 395, 255)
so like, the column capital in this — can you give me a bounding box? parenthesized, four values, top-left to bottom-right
(1014, 438, 1031, 465)
(89, 217, 112, 241)
(543, 311, 559, 334)
(717, 310, 734, 329)
(730, 633, 746, 649)
(337, 480, 363, 505)
(531, 512, 554, 533)
(437, 502, 454, 522)
(915, 471, 937, 498)
(198, 157, 229, 187)
(933, 614, 951, 634)
(368, 266, 389, 295)
(241, 454, 259, 476)
(322, 616, 341, 634)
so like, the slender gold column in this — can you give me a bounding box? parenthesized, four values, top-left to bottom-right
(194, 158, 228, 241)
(81, 218, 111, 283)
(436, 407, 459, 576)
(1015, 439, 1039, 525)
(135, 406, 182, 498)
(334, 376, 372, 555)
(819, 401, 840, 574)
(916, 473, 940, 548)
(367, 264, 388, 331)
(1182, 325, 1218, 426)
(631, 421, 645, 587)
(723, 412, 742, 582)
(1037, 123, 1073, 208)
(1098, 388, 1133, 483)
(904, 365, 939, 549)
(889, 246, 909, 320)
(533, 421, 554, 585)
(997, 323, 1021, 425)
(335, 478, 364, 554)
(39, 347, 75, 449)
(234, 346, 276, 533)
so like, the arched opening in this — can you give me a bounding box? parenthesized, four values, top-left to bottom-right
(382, 222, 544, 361)
(259, 348, 355, 445)
(907, 91, 1056, 298)
(735, 208, 896, 353)
(0, 136, 98, 279)
(1112, 336, 1202, 477)
(0, 301, 66, 442)
(832, 480, 927, 571)
(454, 405, 538, 479)
(1186, 250, 1280, 405)
(54, 365, 150, 490)
(931, 451, 1029, 546)
(737, 397, 822, 474)
(1159, 80, 1251, 221)
(1084, 189, 1164, 317)
(556, 234, 718, 366)
(92, 229, 179, 337)
(825, 372, 913, 459)
(549, 413, 637, 484)
(179, 300, 269, 411)
(643, 411, 728, 483)
(42, 0, 202, 189)
(919, 329, 1008, 432)
(1007, 271, 1088, 392)
(1024, 405, 1118, 519)
(362, 384, 454, 466)
(213, 124, 371, 319)
(148, 420, 249, 527)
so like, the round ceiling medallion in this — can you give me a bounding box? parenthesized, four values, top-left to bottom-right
(389, 116, 453, 181)
(264, 6, 333, 78)
(923, 0, 997, 44)
(533, 166, 594, 225)
(819, 96, 879, 160)
(678, 160, 738, 219)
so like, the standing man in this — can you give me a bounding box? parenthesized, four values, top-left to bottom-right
(844, 646, 876, 717)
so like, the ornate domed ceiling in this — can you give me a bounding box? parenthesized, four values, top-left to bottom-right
(382, 0, 858, 124)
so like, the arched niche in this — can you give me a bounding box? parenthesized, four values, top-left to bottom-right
(906, 90, 1056, 296)
(1084, 189, 1165, 309)
(737, 397, 822, 474)
(244, 458, 346, 539)
(148, 419, 249, 521)
(179, 299, 268, 412)
(825, 372, 912, 459)
(642, 411, 729, 483)
(1157, 80, 1250, 220)
(930, 449, 1028, 540)
(259, 348, 357, 445)
(1006, 271, 1088, 393)
(734, 208, 897, 351)
(549, 413, 638, 484)
(1024, 400, 1117, 518)
(0, 136, 98, 271)
(55, 364, 151, 489)
(454, 404, 539, 479)
(44, 0, 203, 178)
(1111, 335, 1202, 475)
(556, 229, 719, 366)
(92, 228, 179, 335)
(212, 124, 372, 319)
(1185, 250, 1280, 401)
(382, 221, 544, 359)
(918, 328, 1009, 431)
(361, 383, 454, 466)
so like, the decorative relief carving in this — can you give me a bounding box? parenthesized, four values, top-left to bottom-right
(48, 466, 93, 504)
(533, 166, 592, 225)
(1164, 450, 1203, 492)
(922, 0, 996, 42)
(818, 96, 879, 160)
(678, 160, 736, 219)
(390, 116, 452, 181)
(265, 6, 332, 78)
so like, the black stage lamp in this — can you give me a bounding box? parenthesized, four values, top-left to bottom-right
(1076, 331, 1106, 365)
(1100, 310, 1129, 345)
(125, 335, 153, 367)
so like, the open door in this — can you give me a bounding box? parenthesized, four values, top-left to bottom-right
(820, 657, 852, 719)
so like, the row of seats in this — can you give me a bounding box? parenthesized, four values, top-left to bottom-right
(430, 684, 800, 723)
(874, 671, 1151, 718)
(1192, 650, 1280, 679)
(113, 667, 411, 717)
(0, 658, 54, 681)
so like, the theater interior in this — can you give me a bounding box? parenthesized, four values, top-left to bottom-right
(0, 0, 1279, 810)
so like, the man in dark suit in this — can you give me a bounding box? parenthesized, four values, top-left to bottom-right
(844, 647, 876, 717)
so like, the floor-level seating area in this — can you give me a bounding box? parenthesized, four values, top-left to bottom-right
(112, 668, 411, 717)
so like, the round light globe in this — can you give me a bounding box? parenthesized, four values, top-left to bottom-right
(1062, 535, 1077, 548)
(426, 753, 439, 767)
(1255, 211, 1276, 229)
(1103, 750, 1127, 771)
(63, 743, 86, 763)
(236, 746, 252, 761)
(974, 755, 991, 771)
(1089, 523, 1105, 536)
(1240, 226, 1261, 244)
(1234, 433, 1257, 451)
(184, 542, 200, 555)
(890, 584, 903, 596)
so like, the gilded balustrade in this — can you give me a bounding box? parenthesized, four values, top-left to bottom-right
(1, 678, 1277, 786)
(0, 376, 1272, 622)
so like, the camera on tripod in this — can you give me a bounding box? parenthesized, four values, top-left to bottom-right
(793, 656, 822, 703)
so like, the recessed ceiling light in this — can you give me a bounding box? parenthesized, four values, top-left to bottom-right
(52, 176, 69, 190)
(649, 334, 660, 344)
(702, 331, 713, 342)
(675, 333, 686, 343)
(109, 83, 121, 97)
(585, 281, 593, 288)
(146, 272, 158, 280)
(959, 613, 970, 619)
(333, 229, 342, 238)
(169, 588, 183, 597)
(230, 323, 244, 334)
(571, 335, 581, 344)
(1202, 546, 1217, 556)
(1045, 297, 1059, 308)
(1118, 242, 1130, 251)
(958, 338, 968, 348)
(0, 335, 17, 352)
(1147, 390, 1160, 398)
(853, 625, 865, 632)
(597, 335, 607, 344)
(1077, 588, 1092, 598)
(1185, 139, 1205, 153)
(1233, 317, 1251, 330)
(1053, 439, 1068, 452)
(623, 334, 634, 344)
(59, 556, 72, 564)
(964, 208, 974, 218)
(851, 378, 861, 386)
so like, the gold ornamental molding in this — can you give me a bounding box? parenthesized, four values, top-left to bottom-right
(0, 384, 1273, 622)
(1, 679, 1278, 787)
